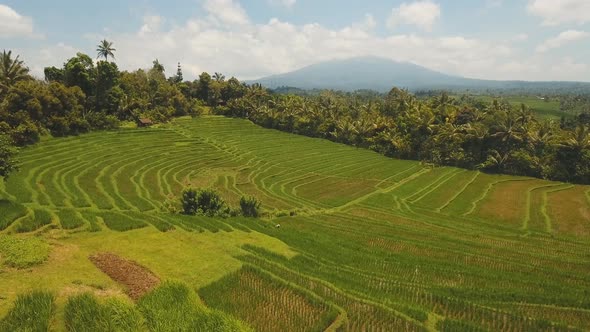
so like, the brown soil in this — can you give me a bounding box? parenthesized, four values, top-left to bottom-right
(89, 252, 160, 301)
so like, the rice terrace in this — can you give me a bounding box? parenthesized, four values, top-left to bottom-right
(0, 115, 588, 331)
(3, 1, 590, 331)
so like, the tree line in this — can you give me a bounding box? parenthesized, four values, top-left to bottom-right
(2, 42, 590, 184)
(220, 87, 590, 184)
(0, 41, 248, 178)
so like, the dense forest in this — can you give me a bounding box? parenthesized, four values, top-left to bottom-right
(2, 41, 590, 184)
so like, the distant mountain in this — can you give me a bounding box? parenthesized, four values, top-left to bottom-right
(249, 57, 590, 94)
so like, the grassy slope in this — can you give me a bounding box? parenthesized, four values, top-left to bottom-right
(0, 116, 589, 331)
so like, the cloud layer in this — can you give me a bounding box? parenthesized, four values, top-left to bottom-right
(9, 0, 590, 82)
(387, 1, 441, 32)
(527, 0, 590, 26)
(0, 4, 35, 38)
(536, 30, 589, 53)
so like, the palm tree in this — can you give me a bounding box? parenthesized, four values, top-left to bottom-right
(96, 40, 116, 61)
(0, 50, 30, 94)
(213, 72, 225, 82)
(560, 125, 590, 151)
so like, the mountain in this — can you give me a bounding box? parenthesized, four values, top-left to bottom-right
(249, 57, 590, 94)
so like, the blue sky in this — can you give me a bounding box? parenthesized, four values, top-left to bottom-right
(1, 0, 590, 81)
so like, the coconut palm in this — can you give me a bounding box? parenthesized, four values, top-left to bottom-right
(213, 72, 225, 82)
(96, 40, 116, 61)
(560, 125, 590, 151)
(0, 50, 30, 94)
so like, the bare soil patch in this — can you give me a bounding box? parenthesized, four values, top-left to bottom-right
(89, 252, 160, 300)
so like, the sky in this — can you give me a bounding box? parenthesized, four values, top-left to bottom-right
(1, 0, 590, 81)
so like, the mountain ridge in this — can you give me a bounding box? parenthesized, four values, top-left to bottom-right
(249, 57, 590, 93)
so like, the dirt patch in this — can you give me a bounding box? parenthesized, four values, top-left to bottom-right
(89, 253, 160, 301)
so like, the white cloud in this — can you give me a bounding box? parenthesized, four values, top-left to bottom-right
(204, 0, 249, 26)
(268, 0, 296, 8)
(0, 4, 36, 38)
(536, 30, 589, 52)
(139, 15, 164, 35)
(351, 14, 377, 32)
(15, 0, 590, 82)
(527, 0, 590, 26)
(511, 33, 529, 42)
(97, 8, 514, 82)
(387, 1, 441, 32)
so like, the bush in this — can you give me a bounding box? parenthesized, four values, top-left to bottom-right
(86, 112, 120, 130)
(239, 196, 261, 218)
(0, 235, 50, 268)
(181, 188, 229, 217)
(11, 121, 41, 146)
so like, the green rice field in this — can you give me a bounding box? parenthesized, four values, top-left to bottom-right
(1, 116, 589, 331)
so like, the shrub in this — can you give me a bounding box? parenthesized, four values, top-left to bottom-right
(86, 113, 120, 130)
(0, 235, 50, 268)
(181, 188, 229, 217)
(10, 121, 40, 146)
(239, 196, 261, 218)
(181, 188, 198, 215)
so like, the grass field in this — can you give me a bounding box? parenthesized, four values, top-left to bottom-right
(1, 116, 589, 331)
(471, 95, 566, 119)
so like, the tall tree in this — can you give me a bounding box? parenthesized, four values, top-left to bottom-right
(152, 59, 165, 74)
(175, 62, 183, 83)
(96, 40, 116, 62)
(0, 50, 31, 96)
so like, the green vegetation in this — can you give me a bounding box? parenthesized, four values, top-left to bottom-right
(0, 133, 18, 179)
(470, 95, 564, 119)
(0, 200, 27, 230)
(0, 235, 50, 268)
(200, 265, 339, 332)
(64, 293, 144, 332)
(223, 88, 590, 184)
(181, 188, 229, 217)
(1, 115, 590, 330)
(138, 281, 250, 331)
(239, 196, 261, 217)
(0, 291, 54, 332)
(15, 208, 53, 233)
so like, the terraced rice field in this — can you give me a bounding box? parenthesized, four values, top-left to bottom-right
(1, 116, 590, 331)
